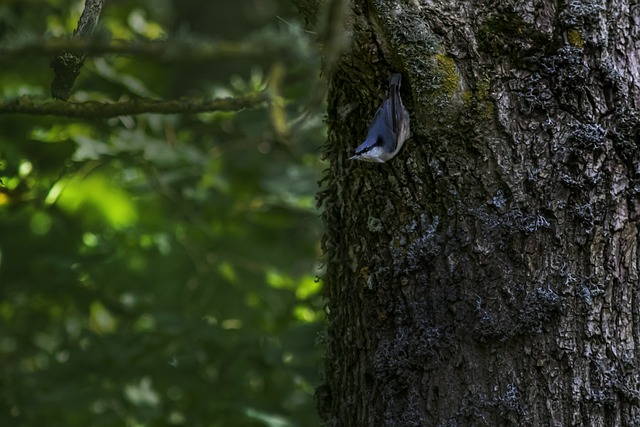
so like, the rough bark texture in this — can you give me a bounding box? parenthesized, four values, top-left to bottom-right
(318, 0, 640, 425)
(50, 0, 104, 100)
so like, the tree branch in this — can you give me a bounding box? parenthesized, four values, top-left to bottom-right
(50, 0, 104, 101)
(0, 93, 269, 119)
(2, 38, 262, 62)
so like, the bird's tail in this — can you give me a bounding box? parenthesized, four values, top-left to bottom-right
(389, 73, 402, 90)
(389, 74, 402, 131)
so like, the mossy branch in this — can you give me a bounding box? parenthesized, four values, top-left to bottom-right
(50, 0, 104, 101)
(0, 93, 269, 119)
(2, 38, 264, 62)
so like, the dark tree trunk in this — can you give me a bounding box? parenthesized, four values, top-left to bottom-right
(317, 0, 640, 425)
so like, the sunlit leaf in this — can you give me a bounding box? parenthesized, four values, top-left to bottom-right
(218, 261, 237, 282)
(266, 268, 294, 289)
(124, 377, 161, 408)
(245, 408, 293, 427)
(293, 305, 317, 323)
(295, 275, 321, 299)
(88, 300, 118, 334)
(56, 173, 138, 229)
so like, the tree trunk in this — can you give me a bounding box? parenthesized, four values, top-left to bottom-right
(317, 0, 640, 425)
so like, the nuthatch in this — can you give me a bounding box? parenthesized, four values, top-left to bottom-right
(350, 73, 410, 163)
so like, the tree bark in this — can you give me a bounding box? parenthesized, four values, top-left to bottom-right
(318, 0, 640, 425)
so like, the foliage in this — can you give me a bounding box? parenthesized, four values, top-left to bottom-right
(0, 1, 325, 426)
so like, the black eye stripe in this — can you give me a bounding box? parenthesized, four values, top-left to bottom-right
(357, 135, 388, 154)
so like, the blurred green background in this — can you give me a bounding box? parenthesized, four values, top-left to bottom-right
(0, 0, 326, 426)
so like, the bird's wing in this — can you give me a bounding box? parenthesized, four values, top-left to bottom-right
(354, 100, 397, 154)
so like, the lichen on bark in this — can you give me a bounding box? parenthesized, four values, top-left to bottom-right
(319, 0, 640, 425)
